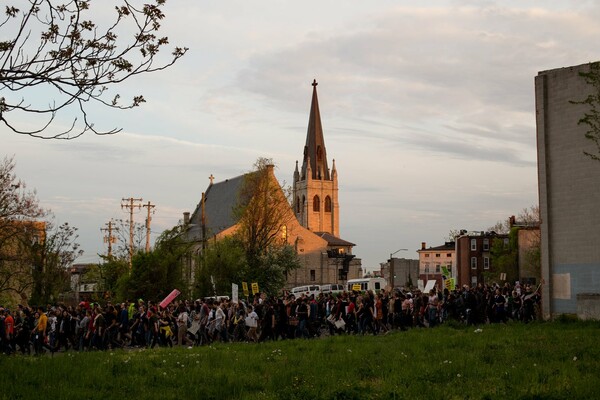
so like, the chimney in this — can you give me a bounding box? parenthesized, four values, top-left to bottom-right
(183, 212, 190, 225)
(509, 215, 516, 227)
(421, 242, 426, 250)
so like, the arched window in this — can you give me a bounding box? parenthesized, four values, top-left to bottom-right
(317, 146, 323, 161)
(313, 195, 320, 212)
(325, 196, 332, 212)
(295, 197, 300, 213)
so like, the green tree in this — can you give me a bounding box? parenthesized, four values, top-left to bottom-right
(117, 224, 190, 301)
(489, 229, 518, 285)
(0, 1, 187, 139)
(194, 236, 247, 299)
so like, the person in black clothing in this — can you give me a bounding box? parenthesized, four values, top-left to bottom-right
(259, 301, 275, 342)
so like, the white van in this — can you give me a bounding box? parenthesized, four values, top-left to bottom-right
(346, 278, 387, 293)
(320, 284, 344, 295)
(291, 285, 321, 299)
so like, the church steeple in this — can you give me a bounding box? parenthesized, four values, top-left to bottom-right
(301, 79, 330, 181)
(293, 79, 339, 237)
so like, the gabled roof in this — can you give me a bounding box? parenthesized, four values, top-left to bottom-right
(188, 174, 248, 238)
(315, 232, 355, 247)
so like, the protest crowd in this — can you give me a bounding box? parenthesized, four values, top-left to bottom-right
(0, 282, 542, 355)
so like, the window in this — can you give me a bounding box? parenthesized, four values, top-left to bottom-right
(313, 195, 320, 212)
(446, 253, 452, 257)
(325, 196, 332, 212)
(281, 225, 287, 241)
(435, 264, 441, 273)
(483, 238, 489, 251)
(310, 270, 316, 281)
(425, 254, 430, 258)
(470, 239, 477, 251)
(375, 282, 381, 290)
(470, 257, 477, 269)
(338, 269, 347, 281)
(483, 257, 490, 270)
(424, 263, 430, 273)
(435, 253, 440, 258)
(295, 197, 300, 213)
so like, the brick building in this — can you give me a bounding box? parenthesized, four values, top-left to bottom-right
(455, 231, 509, 287)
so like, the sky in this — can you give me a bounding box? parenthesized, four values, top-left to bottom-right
(2, 0, 600, 271)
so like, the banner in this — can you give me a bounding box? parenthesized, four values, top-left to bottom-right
(444, 278, 455, 291)
(242, 282, 249, 297)
(441, 266, 451, 277)
(352, 284, 362, 291)
(251, 282, 259, 295)
(159, 289, 180, 309)
(232, 283, 239, 304)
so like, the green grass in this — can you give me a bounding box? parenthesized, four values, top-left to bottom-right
(2, 321, 600, 399)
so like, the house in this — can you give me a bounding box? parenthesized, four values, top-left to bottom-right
(184, 80, 362, 289)
(455, 231, 509, 287)
(417, 242, 455, 290)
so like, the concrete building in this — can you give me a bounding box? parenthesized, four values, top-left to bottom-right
(417, 242, 455, 290)
(184, 80, 362, 290)
(380, 257, 419, 289)
(536, 62, 600, 318)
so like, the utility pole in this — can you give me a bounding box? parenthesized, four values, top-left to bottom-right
(143, 201, 156, 252)
(100, 220, 118, 258)
(121, 197, 143, 270)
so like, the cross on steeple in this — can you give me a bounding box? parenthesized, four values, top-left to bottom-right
(312, 79, 318, 87)
(209, 174, 214, 185)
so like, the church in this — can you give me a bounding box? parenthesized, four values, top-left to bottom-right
(184, 80, 362, 289)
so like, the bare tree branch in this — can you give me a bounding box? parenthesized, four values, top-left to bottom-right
(0, 0, 187, 139)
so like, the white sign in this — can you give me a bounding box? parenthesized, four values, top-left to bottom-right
(232, 283, 239, 303)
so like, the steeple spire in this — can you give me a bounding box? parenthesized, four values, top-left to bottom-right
(301, 79, 330, 181)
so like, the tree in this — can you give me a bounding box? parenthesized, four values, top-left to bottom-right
(0, 0, 187, 139)
(194, 236, 247, 298)
(117, 224, 190, 301)
(235, 158, 294, 266)
(489, 229, 519, 285)
(231, 158, 300, 295)
(29, 220, 83, 304)
(0, 156, 46, 302)
(572, 62, 600, 161)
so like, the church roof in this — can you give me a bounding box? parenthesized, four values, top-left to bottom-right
(188, 174, 248, 238)
(315, 232, 355, 247)
(301, 79, 330, 181)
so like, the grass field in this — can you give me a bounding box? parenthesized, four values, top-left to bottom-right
(1, 320, 599, 399)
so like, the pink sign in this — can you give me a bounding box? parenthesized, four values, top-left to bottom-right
(159, 289, 181, 309)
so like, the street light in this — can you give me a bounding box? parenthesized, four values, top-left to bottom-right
(389, 248, 408, 289)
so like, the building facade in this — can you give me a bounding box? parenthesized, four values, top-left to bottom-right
(455, 232, 509, 287)
(417, 242, 455, 290)
(536, 62, 600, 317)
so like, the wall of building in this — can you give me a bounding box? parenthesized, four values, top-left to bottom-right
(536, 63, 600, 317)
